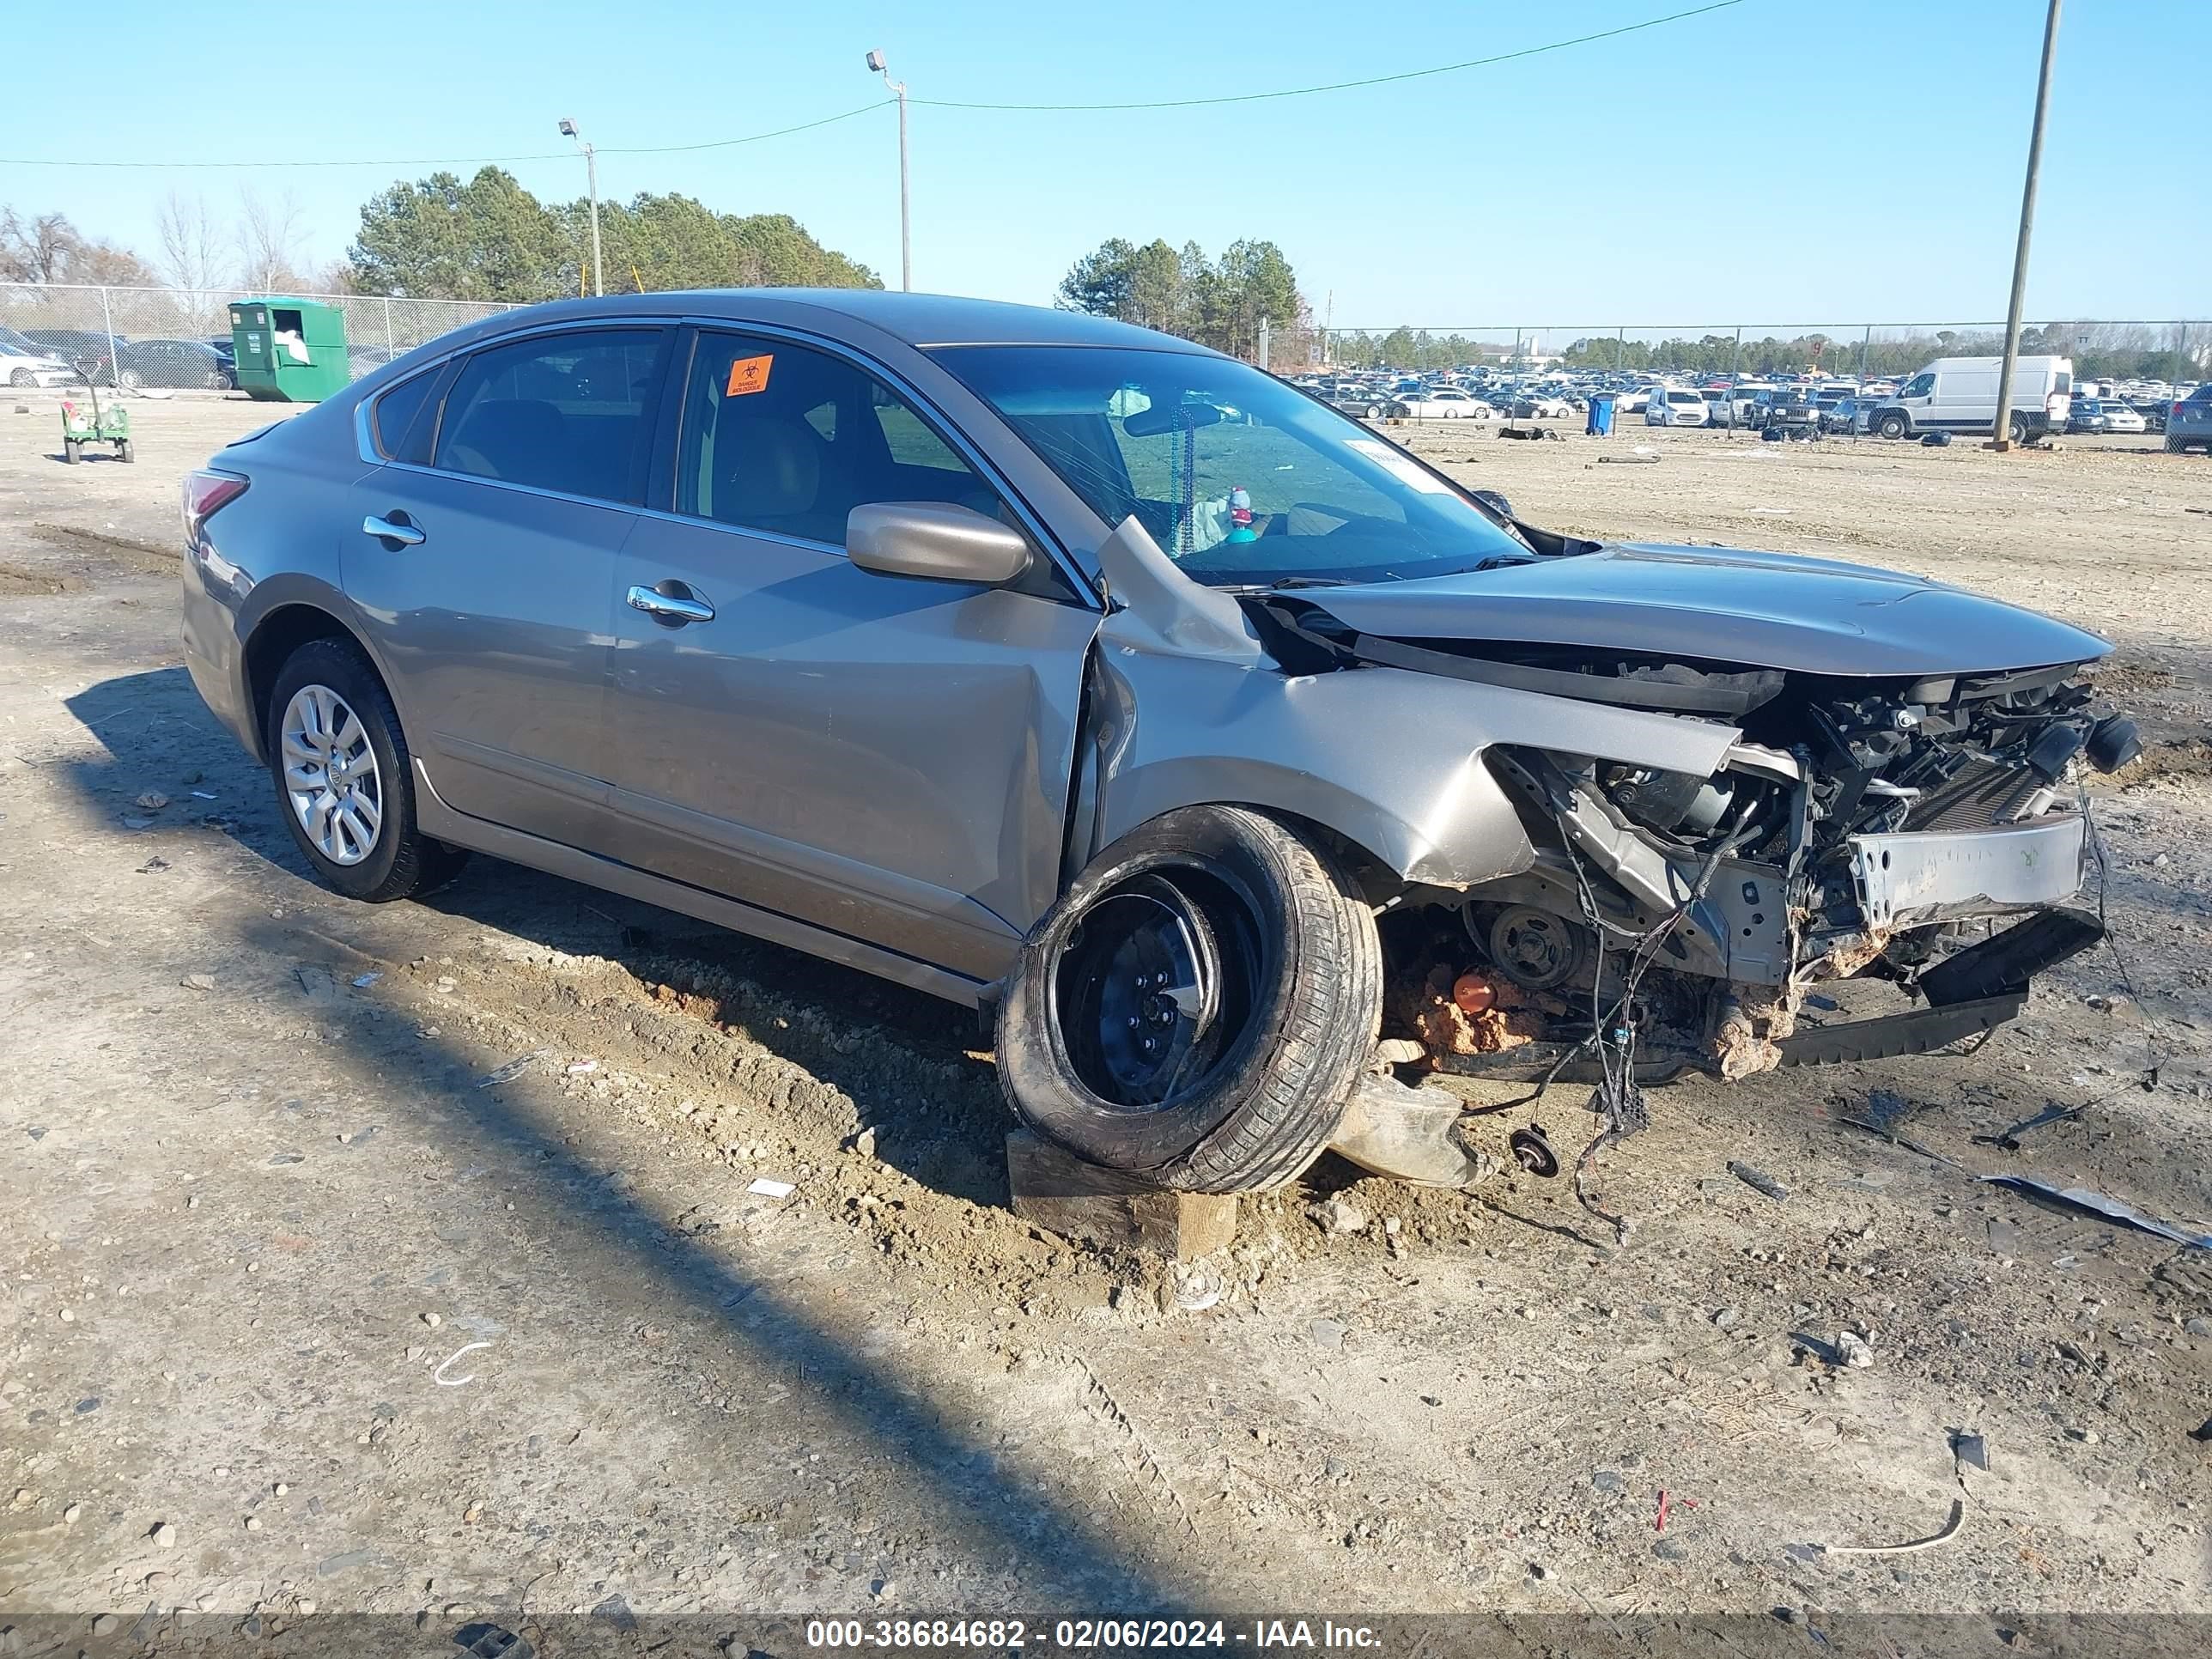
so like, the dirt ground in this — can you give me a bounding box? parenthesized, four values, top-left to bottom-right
(4, 391, 2212, 1637)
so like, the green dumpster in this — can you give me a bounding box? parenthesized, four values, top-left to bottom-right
(229, 298, 350, 404)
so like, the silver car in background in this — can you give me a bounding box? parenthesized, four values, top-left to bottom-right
(180, 292, 2138, 1194)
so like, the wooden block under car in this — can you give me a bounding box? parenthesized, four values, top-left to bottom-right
(1004, 1129, 1237, 1260)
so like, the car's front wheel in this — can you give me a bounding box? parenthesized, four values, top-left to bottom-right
(1877, 412, 1910, 439)
(265, 637, 465, 902)
(996, 805, 1382, 1194)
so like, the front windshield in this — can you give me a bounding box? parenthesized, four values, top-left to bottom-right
(929, 344, 1527, 586)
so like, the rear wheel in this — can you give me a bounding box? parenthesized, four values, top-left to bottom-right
(62, 438, 81, 464)
(1876, 412, 1909, 439)
(265, 637, 466, 903)
(116, 439, 134, 464)
(2008, 415, 2030, 445)
(996, 806, 1382, 1193)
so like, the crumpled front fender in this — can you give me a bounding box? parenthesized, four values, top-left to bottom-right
(1085, 516, 1744, 889)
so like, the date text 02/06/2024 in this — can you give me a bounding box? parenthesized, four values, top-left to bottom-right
(803, 1620, 1383, 1650)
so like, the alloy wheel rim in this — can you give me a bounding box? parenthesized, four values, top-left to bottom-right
(280, 684, 382, 866)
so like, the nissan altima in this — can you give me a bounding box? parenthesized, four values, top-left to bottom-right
(180, 291, 2138, 1193)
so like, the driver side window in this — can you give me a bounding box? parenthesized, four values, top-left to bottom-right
(674, 331, 1006, 547)
(1901, 373, 1936, 398)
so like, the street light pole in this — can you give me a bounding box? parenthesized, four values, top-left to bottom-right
(866, 51, 911, 291)
(559, 118, 604, 298)
(1990, 0, 2063, 452)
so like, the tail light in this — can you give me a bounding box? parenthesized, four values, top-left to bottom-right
(181, 470, 247, 539)
(2177, 401, 2187, 418)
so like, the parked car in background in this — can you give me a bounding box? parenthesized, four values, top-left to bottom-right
(1510, 393, 1574, 419)
(1762, 392, 1824, 438)
(1821, 396, 1877, 435)
(1326, 388, 1407, 421)
(118, 338, 236, 390)
(173, 289, 2142, 1195)
(1644, 388, 1710, 427)
(1617, 386, 1656, 414)
(20, 328, 122, 386)
(2168, 384, 2212, 454)
(2070, 398, 2147, 436)
(0, 341, 79, 388)
(2126, 397, 2169, 434)
(1398, 387, 1497, 420)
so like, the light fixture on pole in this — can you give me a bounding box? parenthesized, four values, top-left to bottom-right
(558, 117, 604, 299)
(865, 50, 911, 292)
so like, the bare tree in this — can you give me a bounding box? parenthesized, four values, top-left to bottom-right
(0, 207, 83, 283)
(236, 187, 312, 293)
(157, 192, 229, 292)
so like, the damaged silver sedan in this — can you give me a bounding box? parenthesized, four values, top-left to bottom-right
(179, 292, 2137, 1194)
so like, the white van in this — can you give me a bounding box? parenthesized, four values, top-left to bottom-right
(1645, 387, 1711, 427)
(1871, 355, 2071, 441)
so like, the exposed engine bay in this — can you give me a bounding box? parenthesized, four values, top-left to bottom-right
(1249, 597, 2140, 1085)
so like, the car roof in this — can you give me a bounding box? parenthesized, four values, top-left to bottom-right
(454, 289, 1225, 356)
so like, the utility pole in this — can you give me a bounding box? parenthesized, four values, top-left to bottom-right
(1990, 0, 2063, 452)
(559, 118, 603, 297)
(866, 51, 912, 291)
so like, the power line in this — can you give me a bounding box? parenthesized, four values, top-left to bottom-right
(910, 0, 1747, 111)
(0, 1, 1747, 172)
(0, 100, 894, 171)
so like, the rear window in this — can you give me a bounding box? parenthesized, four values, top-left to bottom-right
(2190, 386, 2212, 405)
(433, 328, 671, 505)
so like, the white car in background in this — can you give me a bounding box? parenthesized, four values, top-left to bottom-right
(0, 342, 78, 389)
(1617, 386, 1656, 414)
(1397, 387, 1497, 420)
(1645, 387, 1711, 427)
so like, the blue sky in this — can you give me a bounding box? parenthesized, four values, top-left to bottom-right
(4, 0, 2204, 326)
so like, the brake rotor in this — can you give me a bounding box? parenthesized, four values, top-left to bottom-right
(1488, 905, 1584, 993)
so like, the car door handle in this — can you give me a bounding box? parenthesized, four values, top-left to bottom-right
(626, 583, 714, 624)
(362, 514, 424, 546)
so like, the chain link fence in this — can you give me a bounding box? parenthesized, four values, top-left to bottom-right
(1313, 320, 2211, 385)
(0, 282, 517, 391)
(6, 284, 2206, 394)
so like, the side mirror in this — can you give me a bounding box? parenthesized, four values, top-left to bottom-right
(847, 501, 1032, 586)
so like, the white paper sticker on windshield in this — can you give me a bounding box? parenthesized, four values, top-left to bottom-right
(1345, 437, 1452, 494)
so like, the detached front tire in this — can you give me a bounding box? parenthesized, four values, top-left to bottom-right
(265, 636, 465, 903)
(996, 806, 1382, 1194)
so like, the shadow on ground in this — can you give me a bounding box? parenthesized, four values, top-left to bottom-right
(61, 665, 1212, 1606)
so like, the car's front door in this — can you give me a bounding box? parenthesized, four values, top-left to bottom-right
(342, 324, 673, 854)
(602, 328, 1100, 986)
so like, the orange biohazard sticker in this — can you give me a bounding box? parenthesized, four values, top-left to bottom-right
(726, 353, 773, 397)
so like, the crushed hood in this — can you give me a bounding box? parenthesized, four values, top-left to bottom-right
(1297, 543, 2112, 678)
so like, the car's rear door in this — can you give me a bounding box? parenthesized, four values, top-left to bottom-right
(601, 325, 1100, 986)
(342, 323, 673, 855)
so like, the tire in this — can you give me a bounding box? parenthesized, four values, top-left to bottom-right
(8, 368, 31, 388)
(1876, 412, 1909, 439)
(2008, 415, 2029, 445)
(118, 369, 143, 391)
(63, 438, 81, 464)
(996, 805, 1382, 1194)
(264, 636, 466, 903)
(117, 439, 134, 464)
